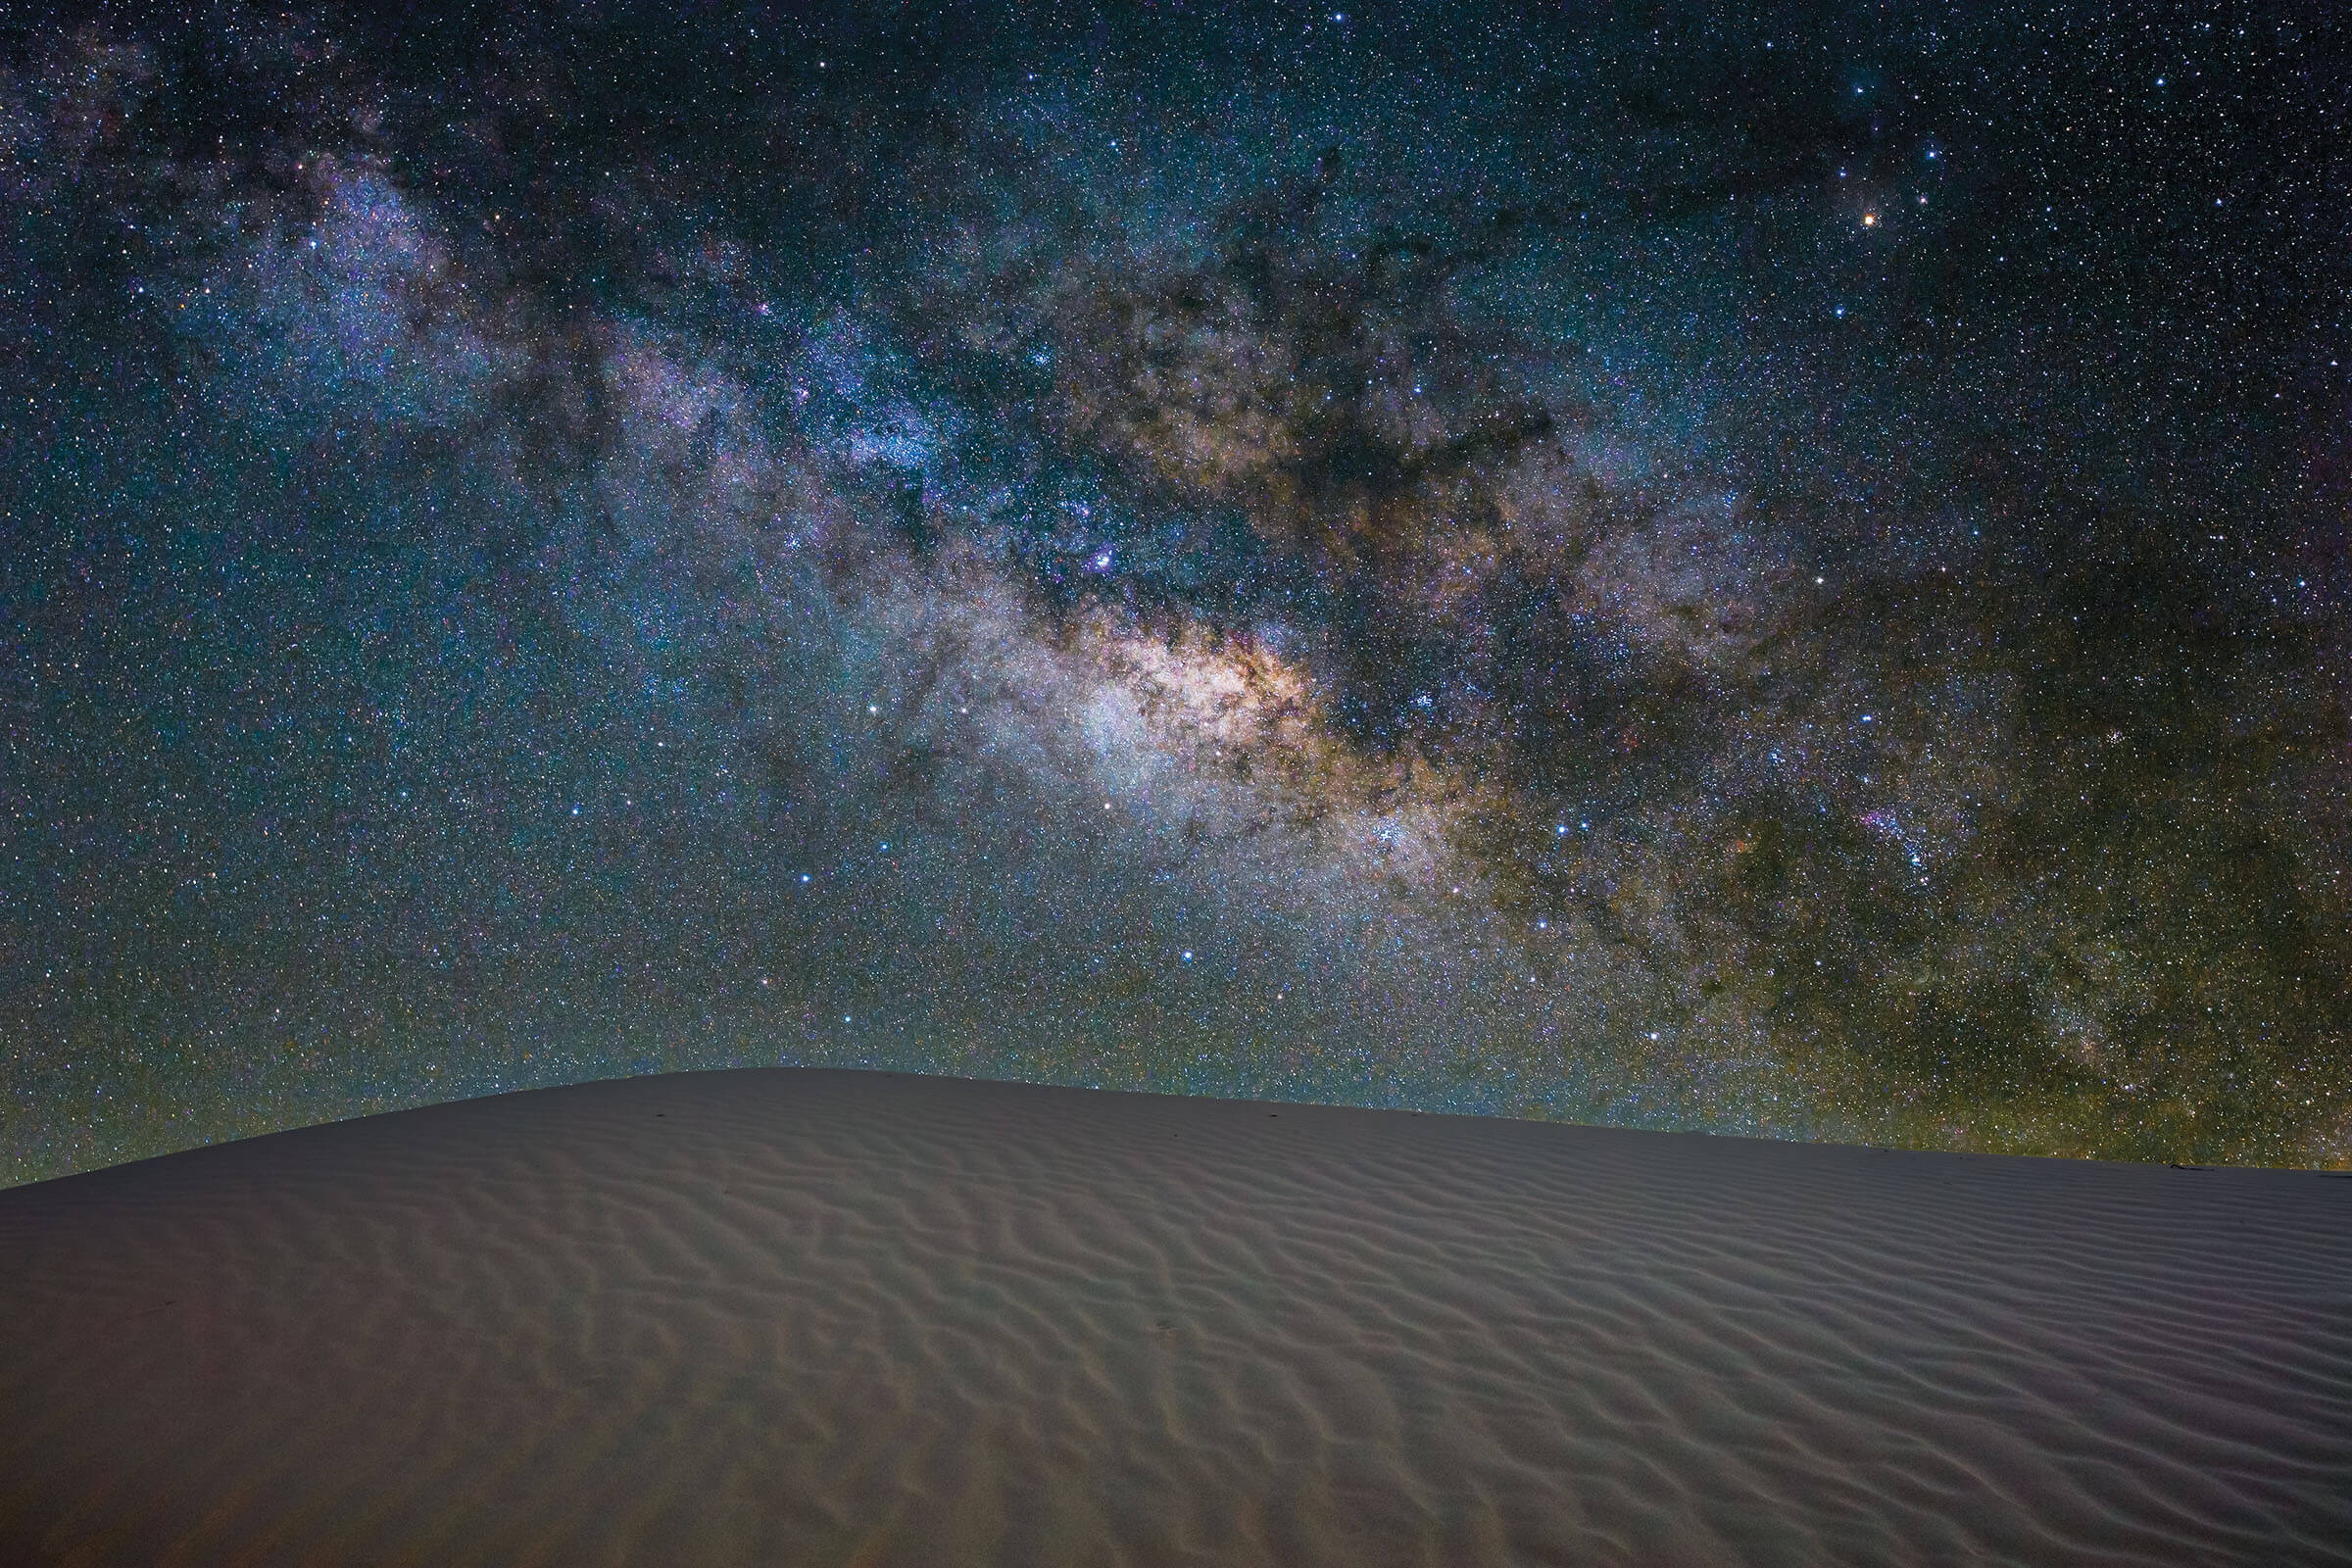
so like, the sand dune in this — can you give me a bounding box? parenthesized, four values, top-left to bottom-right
(0, 1070, 2345, 1566)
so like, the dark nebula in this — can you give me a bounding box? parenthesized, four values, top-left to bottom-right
(5, 0, 2350, 1182)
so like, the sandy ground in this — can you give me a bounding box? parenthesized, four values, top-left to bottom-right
(0, 1068, 2345, 1566)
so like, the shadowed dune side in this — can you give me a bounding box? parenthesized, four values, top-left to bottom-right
(0, 1068, 2347, 1567)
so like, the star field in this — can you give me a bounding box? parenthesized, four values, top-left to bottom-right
(4, 0, 2350, 1184)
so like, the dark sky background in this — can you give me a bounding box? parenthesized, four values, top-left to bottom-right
(4, 0, 2350, 1185)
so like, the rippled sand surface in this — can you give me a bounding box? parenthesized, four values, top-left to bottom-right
(1, 1070, 2346, 1566)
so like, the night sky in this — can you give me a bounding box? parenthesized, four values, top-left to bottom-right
(5, 0, 2350, 1185)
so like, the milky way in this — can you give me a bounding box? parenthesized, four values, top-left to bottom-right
(5, 0, 2350, 1183)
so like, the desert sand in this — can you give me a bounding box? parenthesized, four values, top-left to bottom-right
(0, 1069, 2345, 1566)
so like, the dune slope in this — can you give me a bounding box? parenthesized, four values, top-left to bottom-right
(1, 1069, 2346, 1566)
